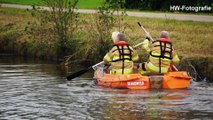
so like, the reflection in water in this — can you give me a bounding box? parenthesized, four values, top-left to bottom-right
(0, 56, 213, 120)
(99, 89, 189, 120)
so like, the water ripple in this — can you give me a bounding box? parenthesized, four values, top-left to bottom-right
(0, 57, 213, 120)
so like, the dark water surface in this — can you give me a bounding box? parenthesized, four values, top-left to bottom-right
(0, 56, 213, 120)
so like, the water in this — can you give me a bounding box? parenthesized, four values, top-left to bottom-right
(0, 56, 213, 120)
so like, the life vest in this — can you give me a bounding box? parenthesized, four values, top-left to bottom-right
(111, 41, 133, 74)
(150, 38, 173, 73)
(111, 41, 133, 62)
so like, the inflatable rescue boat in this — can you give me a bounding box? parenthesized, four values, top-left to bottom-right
(94, 68, 192, 89)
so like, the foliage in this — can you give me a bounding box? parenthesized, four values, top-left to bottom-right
(46, 0, 79, 56)
(104, 0, 127, 31)
(31, 0, 79, 57)
(0, 31, 19, 53)
(1, 7, 213, 63)
(80, 0, 128, 63)
(180, 57, 213, 82)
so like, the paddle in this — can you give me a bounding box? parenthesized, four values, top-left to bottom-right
(137, 22, 178, 71)
(137, 22, 154, 42)
(66, 40, 146, 80)
(66, 61, 104, 80)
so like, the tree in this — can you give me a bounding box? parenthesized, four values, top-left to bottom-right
(81, 0, 127, 62)
(40, 0, 79, 57)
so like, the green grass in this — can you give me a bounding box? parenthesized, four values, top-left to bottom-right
(0, 0, 102, 9)
(0, 7, 212, 58)
(78, 0, 102, 9)
(0, 0, 44, 5)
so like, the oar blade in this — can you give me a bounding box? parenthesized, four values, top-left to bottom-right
(66, 67, 91, 80)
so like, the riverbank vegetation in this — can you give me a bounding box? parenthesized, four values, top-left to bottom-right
(0, 4, 213, 80)
(1, 7, 213, 57)
(1, 7, 213, 56)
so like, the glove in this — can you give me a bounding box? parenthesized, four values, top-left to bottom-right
(146, 37, 151, 41)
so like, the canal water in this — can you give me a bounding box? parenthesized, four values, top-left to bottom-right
(0, 55, 213, 120)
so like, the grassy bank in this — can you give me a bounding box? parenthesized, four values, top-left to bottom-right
(0, 7, 213, 80)
(0, 0, 102, 9)
(0, 0, 44, 6)
(0, 7, 212, 57)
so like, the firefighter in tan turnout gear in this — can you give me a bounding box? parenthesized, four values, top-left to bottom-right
(140, 31, 180, 75)
(103, 31, 139, 74)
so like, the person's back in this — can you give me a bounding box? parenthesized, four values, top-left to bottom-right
(140, 31, 180, 74)
(103, 32, 139, 74)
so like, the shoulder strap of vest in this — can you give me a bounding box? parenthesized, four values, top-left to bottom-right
(111, 42, 133, 63)
(113, 43, 132, 74)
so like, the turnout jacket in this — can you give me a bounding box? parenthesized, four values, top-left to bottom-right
(103, 41, 139, 74)
(142, 38, 180, 73)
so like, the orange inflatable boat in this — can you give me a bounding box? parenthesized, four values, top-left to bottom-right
(94, 68, 192, 89)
